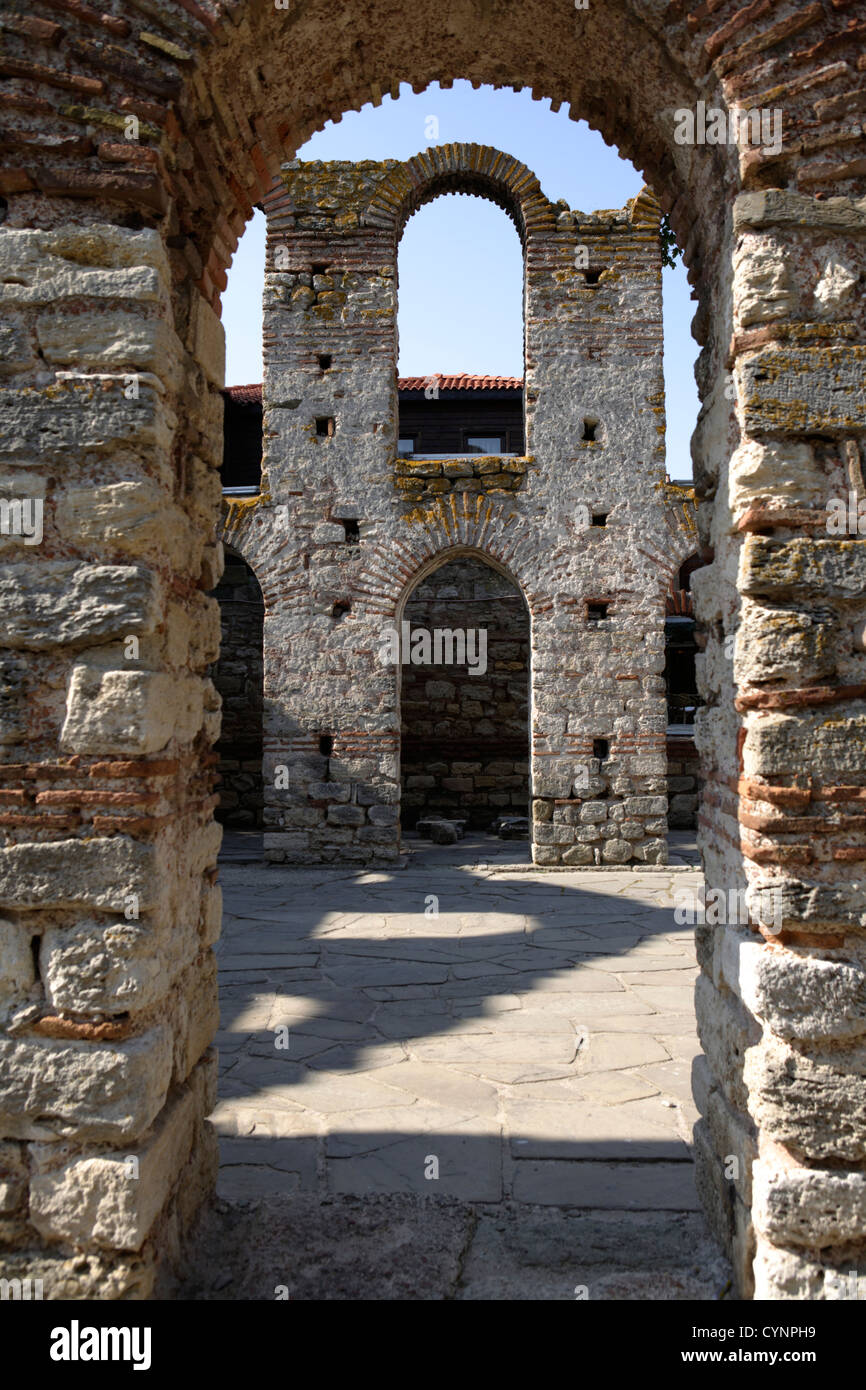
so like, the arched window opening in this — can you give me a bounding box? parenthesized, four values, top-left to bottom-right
(397, 195, 525, 460)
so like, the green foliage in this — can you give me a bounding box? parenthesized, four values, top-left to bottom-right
(659, 213, 683, 270)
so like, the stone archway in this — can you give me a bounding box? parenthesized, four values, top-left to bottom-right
(0, 0, 864, 1301)
(399, 551, 531, 837)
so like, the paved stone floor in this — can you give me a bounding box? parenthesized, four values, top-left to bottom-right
(183, 833, 731, 1299)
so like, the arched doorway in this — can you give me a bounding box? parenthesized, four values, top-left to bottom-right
(400, 553, 530, 837)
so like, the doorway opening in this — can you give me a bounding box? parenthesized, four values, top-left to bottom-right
(399, 554, 530, 841)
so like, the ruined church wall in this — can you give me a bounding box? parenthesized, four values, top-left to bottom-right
(229, 146, 683, 868)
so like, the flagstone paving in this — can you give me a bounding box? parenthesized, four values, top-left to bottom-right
(186, 834, 731, 1297)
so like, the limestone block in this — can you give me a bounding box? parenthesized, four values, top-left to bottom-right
(753, 1159, 866, 1249)
(745, 1033, 866, 1161)
(0, 1025, 173, 1141)
(326, 804, 365, 826)
(200, 884, 222, 948)
(185, 455, 223, 534)
(312, 522, 346, 543)
(187, 293, 226, 388)
(169, 954, 219, 1084)
(0, 318, 36, 376)
(0, 1248, 153, 1300)
(61, 666, 206, 755)
(41, 916, 198, 1016)
(633, 837, 667, 863)
(693, 1117, 755, 1296)
(0, 378, 175, 465)
(743, 707, 866, 779)
(561, 844, 593, 865)
(758, 875, 866, 930)
(601, 838, 631, 863)
(0, 227, 171, 307)
(734, 938, 866, 1041)
(814, 256, 859, 314)
(187, 593, 221, 668)
(578, 801, 607, 823)
(733, 236, 798, 327)
(0, 1141, 28, 1216)
(619, 818, 645, 840)
(0, 562, 161, 650)
(695, 972, 759, 1115)
(733, 189, 866, 236)
(751, 1243, 861, 1300)
(622, 796, 666, 815)
(735, 601, 836, 685)
(741, 347, 866, 436)
(36, 311, 181, 383)
(740, 536, 866, 600)
(0, 918, 35, 1015)
(728, 438, 825, 511)
(29, 1067, 207, 1250)
(0, 837, 156, 912)
(54, 482, 194, 569)
(704, 1086, 757, 1205)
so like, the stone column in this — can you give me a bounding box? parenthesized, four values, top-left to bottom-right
(692, 191, 866, 1298)
(0, 225, 224, 1295)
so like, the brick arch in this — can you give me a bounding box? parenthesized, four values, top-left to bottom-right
(217, 498, 294, 614)
(353, 496, 553, 623)
(362, 145, 556, 246)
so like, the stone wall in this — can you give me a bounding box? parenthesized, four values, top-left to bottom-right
(219, 146, 689, 870)
(210, 552, 264, 828)
(666, 735, 701, 830)
(400, 555, 529, 829)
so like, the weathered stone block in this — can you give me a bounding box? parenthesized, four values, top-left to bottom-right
(0, 837, 156, 912)
(55, 482, 194, 569)
(740, 536, 866, 600)
(41, 915, 198, 1016)
(0, 562, 161, 650)
(733, 938, 866, 1041)
(741, 346, 866, 436)
(753, 1159, 866, 1250)
(61, 667, 206, 754)
(0, 1026, 173, 1141)
(326, 804, 365, 826)
(0, 918, 35, 1014)
(746, 1033, 866, 1162)
(29, 1072, 202, 1250)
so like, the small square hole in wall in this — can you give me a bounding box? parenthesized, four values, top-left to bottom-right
(582, 418, 600, 442)
(587, 602, 609, 622)
(332, 599, 351, 622)
(339, 519, 360, 544)
(319, 734, 333, 756)
(583, 268, 604, 285)
(312, 262, 329, 276)
(591, 512, 608, 527)
(593, 738, 610, 761)
(318, 354, 332, 372)
(316, 416, 335, 438)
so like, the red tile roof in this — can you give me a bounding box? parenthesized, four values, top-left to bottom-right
(224, 383, 263, 404)
(224, 374, 523, 403)
(398, 374, 523, 391)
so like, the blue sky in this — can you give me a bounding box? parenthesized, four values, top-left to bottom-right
(222, 82, 698, 478)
